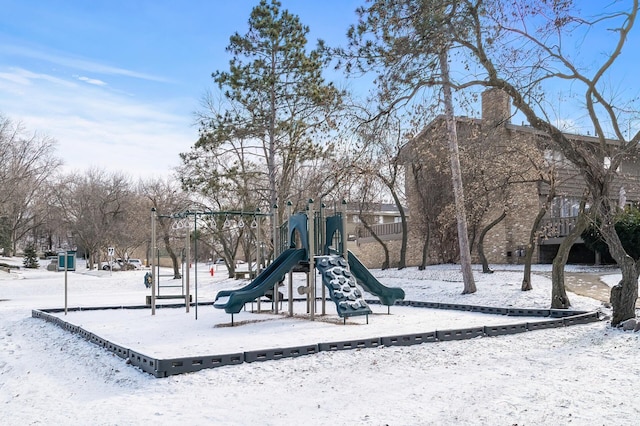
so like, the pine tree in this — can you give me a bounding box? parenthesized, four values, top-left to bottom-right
(23, 244, 39, 269)
(184, 0, 343, 252)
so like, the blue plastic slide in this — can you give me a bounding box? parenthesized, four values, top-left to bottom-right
(214, 248, 307, 314)
(347, 250, 405, 306)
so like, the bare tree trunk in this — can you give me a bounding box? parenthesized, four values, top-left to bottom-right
(162, 234, 182, 279)
(551, 197, 589, 308)
(587, 192, 639, 325)
(478, 211, 506, 274)
(550, 220, 582, 308)
(440, 50, 476, 294)
(603, 216, 639, 325)
(360, 215, 390, 270)
(389, 189, 408, 270)
(610, 259, 639, 325)
(419, 225, 431, 270)
(522, 187, 556, 291)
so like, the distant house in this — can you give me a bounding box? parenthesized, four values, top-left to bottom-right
(344, 202, 405, 241)
(356, 88, 640, 267)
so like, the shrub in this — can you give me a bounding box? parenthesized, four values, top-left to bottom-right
(582, 207, 640, 261)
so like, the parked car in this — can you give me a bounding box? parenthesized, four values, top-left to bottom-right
(101, 259, 122, 271)
(126, 259, 143, 270)
(101, 258, 143, 271)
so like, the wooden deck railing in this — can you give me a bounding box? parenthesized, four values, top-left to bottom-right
(539, 216, 578, 239)
(358, 222, 404, 239)
(356, 216, 578, 241)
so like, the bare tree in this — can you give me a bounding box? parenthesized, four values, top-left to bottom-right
(351, 114, 409, 269)
(477, 211, 506, 274)
(344, 0, 640, 323)
(340, 1, 484, 292)
(53, 170, 131, 270)
(551, 195, 590, 308)
(439, 50, 475, 293)
(353, 175, 392, 269)
(0, 114, 62, 254)
(140, 177, 193, 279)
(460, 0, 640, 324)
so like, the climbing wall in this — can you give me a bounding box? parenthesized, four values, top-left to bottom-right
(316, 255, 372, 318)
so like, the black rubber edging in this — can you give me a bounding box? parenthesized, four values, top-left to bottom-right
(155, 353, 244, 377)
(32, 303, 602, 378)
(381, 331, 437, 346)
(318, 337, 381, 352)
(244, 344, 319, 363)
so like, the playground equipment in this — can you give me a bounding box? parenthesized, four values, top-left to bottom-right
(144, 246, 192, 305)
(149, 208, 271, 317)
(214, 247, 307, 315)
(214, 203, 405, 324)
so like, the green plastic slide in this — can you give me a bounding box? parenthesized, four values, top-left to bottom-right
(214, 248, 306, 314)
(347, 250, 405, 306)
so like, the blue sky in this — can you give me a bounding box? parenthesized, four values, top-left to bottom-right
(0, 0, 362, 179)
(1, 1, 638, 180)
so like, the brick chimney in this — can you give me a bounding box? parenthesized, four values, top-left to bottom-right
(482, 88, 511, 127)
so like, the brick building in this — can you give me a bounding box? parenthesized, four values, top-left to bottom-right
(355, 88, 640, 268)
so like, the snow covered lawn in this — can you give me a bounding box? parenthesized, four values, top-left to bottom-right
(2, 258, 639, 425)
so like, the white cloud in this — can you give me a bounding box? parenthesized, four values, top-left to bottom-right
(0, 67, 77, 88)
(0, 66, 197, 180)
(76, 75, 108, 86)
(0, 70, 33, 86)
(0, 44, 171, 83)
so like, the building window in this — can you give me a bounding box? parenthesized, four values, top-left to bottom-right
(551, 196, 583, 217)
(604, 156, 620, 172)
(544, 149, 565, 165)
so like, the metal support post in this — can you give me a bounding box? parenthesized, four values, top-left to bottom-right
(185, 212, 191, 314)
(64, 250, 68, 315)
(308, 199, 315, 321)
(151, 208, 157, 315)
(288, 269, 293, 316)
(342, 199, 348, 261)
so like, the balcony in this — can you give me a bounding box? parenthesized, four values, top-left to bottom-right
(356, 216, 580, 244)
(358, 222, 404, 239)
(539, 216, 579, 244)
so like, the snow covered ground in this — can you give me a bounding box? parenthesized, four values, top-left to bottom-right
(1, 257, 638, 425)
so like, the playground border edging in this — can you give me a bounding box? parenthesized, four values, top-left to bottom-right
(155, 353, 244, 377)
(436, 326, 485, 341)
(32, 301, 602, 378)
(318, 337, 381, 352)
(380, 331, 437, 346)
(244, 344, 319, 363)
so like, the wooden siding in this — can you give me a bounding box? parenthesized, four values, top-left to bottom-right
(539, 168, 640, 202)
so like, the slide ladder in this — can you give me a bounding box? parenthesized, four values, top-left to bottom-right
(316, 255, 371, 318)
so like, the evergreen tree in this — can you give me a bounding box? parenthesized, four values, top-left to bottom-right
(183, 0, 343, 252)
(0, 216, 10, 255)
(23, 244, 39, 269)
